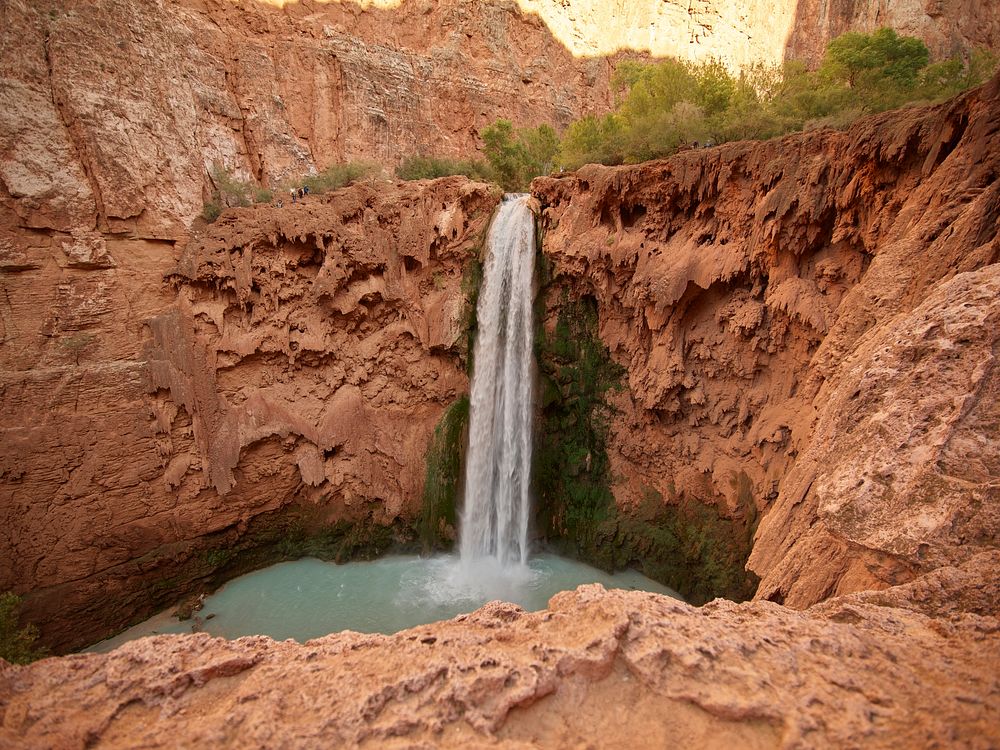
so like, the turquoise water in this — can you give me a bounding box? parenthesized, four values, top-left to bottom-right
(90, 554, 680, 652)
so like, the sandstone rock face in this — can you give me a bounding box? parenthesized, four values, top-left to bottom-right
(533, 72, 1000, 606)
(2, 566, 998, 748)
(0, 0, 622, 239)
(786, 0, 1000, 64)
(0, 177, 499, 652)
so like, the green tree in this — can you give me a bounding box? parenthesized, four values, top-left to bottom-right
(480, 120, 560, 191)
(520, 124, 560, 177)
(820, 28, 930, 110)
(558, 114, 625, 169)
(481, 119, 524, 191)
(918, 47, 999, 100)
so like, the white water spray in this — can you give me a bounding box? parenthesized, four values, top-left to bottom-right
(459, 194, 536, 569)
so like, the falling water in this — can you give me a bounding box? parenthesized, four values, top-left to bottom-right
(459, 194, 536, 569)
(85, 198, 687, 655)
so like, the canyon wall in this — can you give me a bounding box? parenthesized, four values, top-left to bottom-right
(0, 0, 624, 239)
(0, 177, 499, 651)
(1, 0, 997, 650)
(532, 71, 1000, 607)
(2, 0, 995, 240)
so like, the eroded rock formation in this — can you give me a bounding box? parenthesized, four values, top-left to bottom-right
(0, 177, 499, 651)
(3, 561, 998, 747)
(533, 71, 1000, 606)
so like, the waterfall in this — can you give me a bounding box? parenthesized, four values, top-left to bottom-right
(459, 194, 535, 569)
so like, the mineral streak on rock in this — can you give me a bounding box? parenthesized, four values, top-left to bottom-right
(0, 177, 500, 652)
(532, 71, 1000, 607)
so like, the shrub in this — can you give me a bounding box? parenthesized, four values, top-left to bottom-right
(0, 592, 47, 665)
(301, 162, 379, 194)
(396, 155, 492, 181)
(554, 30, 997, 169)
(209, 164, 253, 207)
(201, 200, 222, 223)
(480, 120, 559, 191)
(58, 333, 95, 365)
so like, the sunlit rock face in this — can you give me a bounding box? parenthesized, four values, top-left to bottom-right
(516, 0, 798, 69)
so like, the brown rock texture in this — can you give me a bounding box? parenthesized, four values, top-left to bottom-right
(0, 0, 624, 239)
(0, 177, 499, 652)
(3, 565, 998, 748)
(532, 71, 1000, 606)
(786, 0, 1000, 64)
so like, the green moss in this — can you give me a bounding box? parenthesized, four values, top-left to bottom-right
(420, 395, 470, 552)
(0, 591, 48, 664)
(461, 257, 483, 374)
(582, 490, 760, 604)
(533, 293, 759, 603)
(533, 294, 624, 551)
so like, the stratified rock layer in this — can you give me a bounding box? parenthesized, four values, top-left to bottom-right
(533, 72, 1000, 607)
(2, 0, 995, 238)
(0, 177, 499, 651)
(3, 563, 998, 748)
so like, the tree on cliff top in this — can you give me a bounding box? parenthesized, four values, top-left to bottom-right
(481, 120, 559, 191)
(555, 28, 995, 169)
(821, 28, 930, 90)
(819, 28, 930, 110)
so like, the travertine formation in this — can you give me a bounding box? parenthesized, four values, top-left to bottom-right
(533, 71, 1000, 606)
(3, 560, 998, 748)
(1, 177, 499, 651)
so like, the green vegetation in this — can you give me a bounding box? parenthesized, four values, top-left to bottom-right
(301, 161, 378, 194)
(396, 155, 492, 182)
(58, 333, 95, 365)
(585, 486, 760, 605)
(460, 255, 484, 373)
(557, 29, 996, 168)
(201, 161, 378, 223)
(534, 295, 624, 546)
(533, 294, 759, 603)
(419, 396, 471, 551)
(202, 164, 271, 222)
(0, 592, 47, 664)
(481, 120, 559, 191)
(396, 122, 558, 191)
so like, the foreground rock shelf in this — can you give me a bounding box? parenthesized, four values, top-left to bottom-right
(3, 569, 999, 748)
